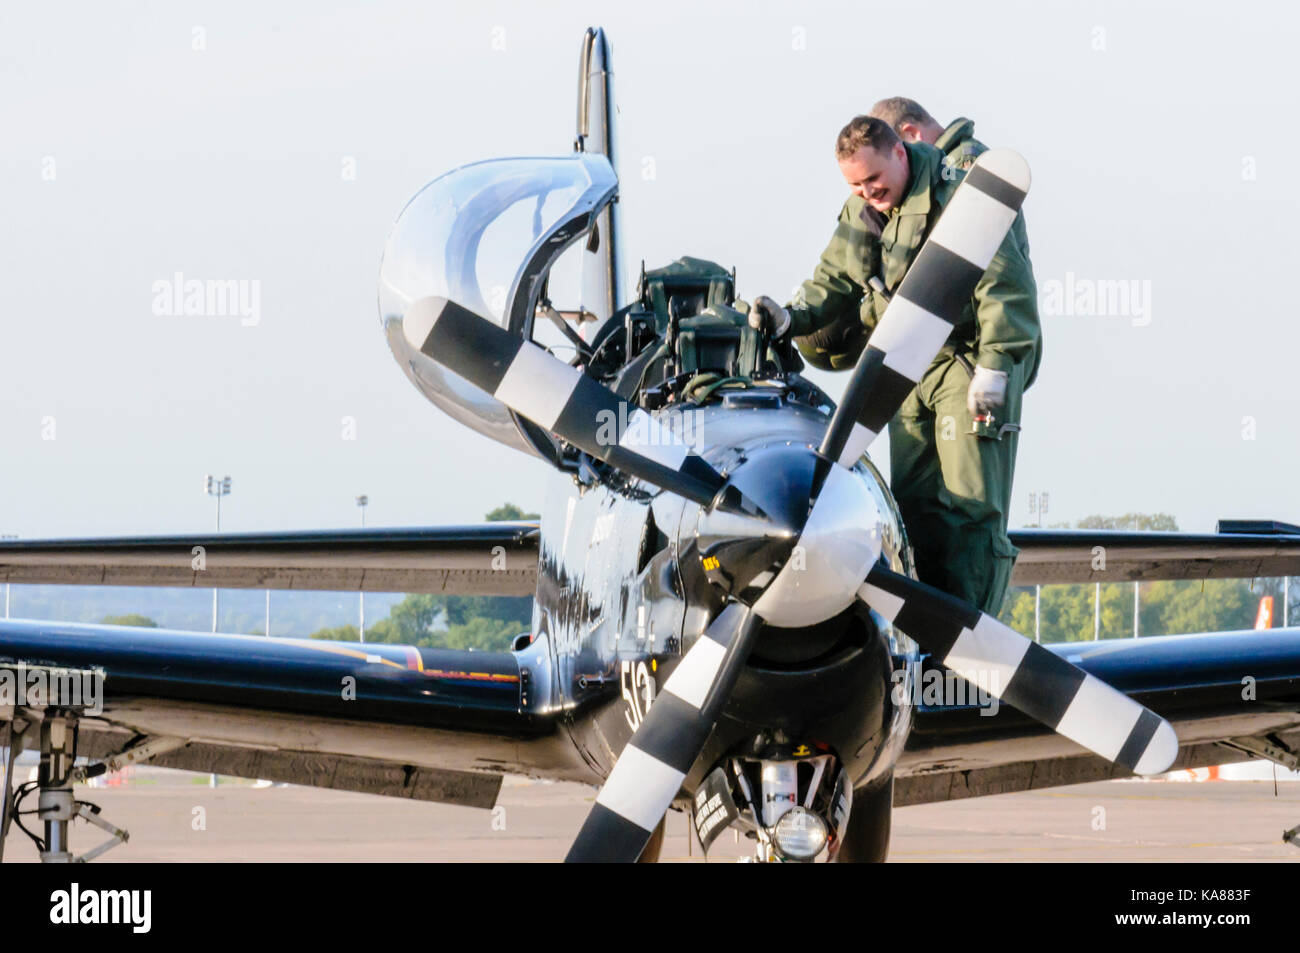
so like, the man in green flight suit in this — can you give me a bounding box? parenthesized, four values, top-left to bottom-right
(794, 100, 997, 374)
(748, 116, 1041, 616)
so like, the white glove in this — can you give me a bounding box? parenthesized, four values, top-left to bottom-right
(966, 365, 1008, 416)
(748, 295, 792, 339)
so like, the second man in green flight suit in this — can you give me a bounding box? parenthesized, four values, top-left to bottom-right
(749, 114, 1041, 616)
(868, 96, 985, 173)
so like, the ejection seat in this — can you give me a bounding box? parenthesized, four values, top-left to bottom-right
(589, 256, 800, 404)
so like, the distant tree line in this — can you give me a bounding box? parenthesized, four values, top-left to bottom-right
(998, 513, 1290, 640)
(311, 503, 538, 651)
(99, 613, 158, 627)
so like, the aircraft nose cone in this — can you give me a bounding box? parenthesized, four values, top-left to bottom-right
(750, 460, 883, 628)
(694, 445, 820, 598)
(694, 445, 883, 624)
(721, 444, 820, 537)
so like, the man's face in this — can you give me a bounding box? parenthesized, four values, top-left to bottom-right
(839, 142, 909, 213)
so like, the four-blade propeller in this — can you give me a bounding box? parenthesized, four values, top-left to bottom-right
(406, 148, 1179, 862)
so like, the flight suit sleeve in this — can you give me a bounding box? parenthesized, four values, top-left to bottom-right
(787, 201, 866, 338)
(971, 209, 1040, 374)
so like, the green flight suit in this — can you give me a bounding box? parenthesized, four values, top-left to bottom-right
(789, 141, 1042, 615)
(794, 120, 988, 372)
(933, 116, 984, 172)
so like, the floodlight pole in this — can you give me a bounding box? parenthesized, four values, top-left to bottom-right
(204, 475, 231, 633)
(1028, 491, 1048, 642)
(203, 474, 231, 789)
(1094, 583, 1100, 641)
(1, 530, 15, 613)
(1034, 586, 1040, 643)
(1133, 581, 1139, 638)
(356, 495, 369, 643)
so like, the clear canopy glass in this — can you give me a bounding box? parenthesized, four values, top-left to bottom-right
(379, 154, 617, 456)
(380, 153, 617, 330)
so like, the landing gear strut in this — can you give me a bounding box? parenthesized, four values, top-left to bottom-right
(37, 713, 79, 862)
(7, 711, 131, 863)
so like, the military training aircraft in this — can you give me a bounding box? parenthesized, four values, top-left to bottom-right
(2, 27, 1300, 863)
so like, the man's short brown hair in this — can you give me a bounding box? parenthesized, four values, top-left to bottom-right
(868, 97, 936, 132)
(834, 115, 900, 160)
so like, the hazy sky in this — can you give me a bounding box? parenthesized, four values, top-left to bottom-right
(2, 0, 1297, 539)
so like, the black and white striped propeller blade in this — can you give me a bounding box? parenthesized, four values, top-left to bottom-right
(565, 603, 760, 862)
(819, 149, 1031, 468)
(404, 296, 736, 509)
(859, 565, 1178, 775)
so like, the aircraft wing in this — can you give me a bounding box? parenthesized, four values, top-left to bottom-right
(0, 523, 541, 596)
(0, 521, 591, 811)
(0, 619, 592, 809)
(1009, 520, 1300, 585)
(894, 627, 1300, 805)
(9, 519, 1299, 592)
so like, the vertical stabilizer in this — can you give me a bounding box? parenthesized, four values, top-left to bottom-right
(575, 27, 625, 332)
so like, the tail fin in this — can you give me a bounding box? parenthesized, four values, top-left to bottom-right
(575, 27, 625, 334)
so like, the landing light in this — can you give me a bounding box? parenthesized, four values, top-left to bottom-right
(772, 807, 828, 861)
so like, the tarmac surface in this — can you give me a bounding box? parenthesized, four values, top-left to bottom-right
(5, 768, 1299, 862)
